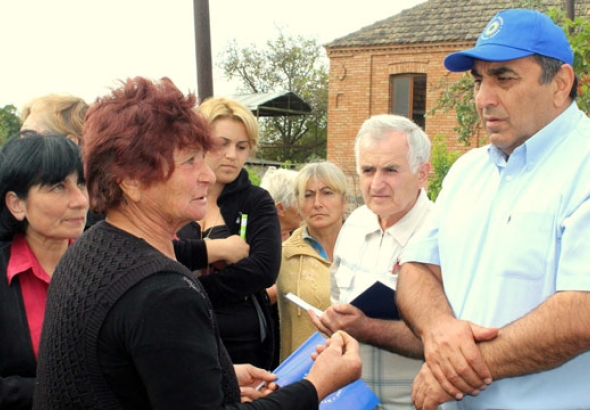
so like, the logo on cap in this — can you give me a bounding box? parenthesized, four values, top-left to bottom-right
(481, 16, 503, 40)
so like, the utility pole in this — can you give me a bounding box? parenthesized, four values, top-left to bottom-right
(193, 0, 213, 103)
(566, 0, 575, 21)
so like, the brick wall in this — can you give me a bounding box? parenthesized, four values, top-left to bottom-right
(326, 40, 478, 179)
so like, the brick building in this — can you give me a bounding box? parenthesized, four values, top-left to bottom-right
(324, 0, 590, 185)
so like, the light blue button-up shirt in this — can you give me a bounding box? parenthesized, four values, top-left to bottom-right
(403, 103, 590, 409)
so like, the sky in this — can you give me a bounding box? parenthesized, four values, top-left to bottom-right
(0, 0, 425, 111)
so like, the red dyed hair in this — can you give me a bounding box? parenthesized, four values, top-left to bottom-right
(83, 77, 214, 214)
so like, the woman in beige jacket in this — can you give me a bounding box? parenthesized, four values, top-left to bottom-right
(276, 162, 349, 361)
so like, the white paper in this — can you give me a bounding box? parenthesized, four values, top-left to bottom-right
(284, 293, 324, 317)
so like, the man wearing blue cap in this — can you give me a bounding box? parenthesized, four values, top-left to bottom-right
(397, 8, 590, 410)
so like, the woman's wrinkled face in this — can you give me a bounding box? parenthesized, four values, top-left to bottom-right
(205, 118, 251, 185)
(8, 172, 89, 241)
(299, 177, 346, 232)
(139, 147, 215, 229)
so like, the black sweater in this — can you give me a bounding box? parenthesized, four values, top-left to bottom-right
(0, 241, 36, 410)
(33, 222, 317, 410)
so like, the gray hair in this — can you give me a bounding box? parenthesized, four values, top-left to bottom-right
(533, 54, 578, 100)
(294, 161, 349, 204)
(354, 114, 431, 173)
(260, 167, 299, 208)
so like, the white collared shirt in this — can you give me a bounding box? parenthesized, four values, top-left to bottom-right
(331, 189, 433, 409)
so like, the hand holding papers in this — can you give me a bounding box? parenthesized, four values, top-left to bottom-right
(273, 331, 380, 409)
(285, 280, 399, 322)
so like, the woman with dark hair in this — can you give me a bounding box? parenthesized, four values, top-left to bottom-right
(19, 93, 103, 230)
(0, 133, 88, 409)
(33, 77, 361, 410)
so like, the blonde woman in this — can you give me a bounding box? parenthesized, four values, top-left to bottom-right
(177, 97, 281, 370)
(20, 94, 88, 145)
(276, 162, 349, 361)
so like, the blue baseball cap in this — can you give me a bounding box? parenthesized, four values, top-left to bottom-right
(444, 9, 573, 72)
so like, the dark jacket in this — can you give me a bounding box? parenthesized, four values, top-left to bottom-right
(179, 169, 281, 304)
(0, 241, 36, 410)
(177, 168, 282, 369)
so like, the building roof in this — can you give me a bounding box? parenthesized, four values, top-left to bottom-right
(325, 0, 590, 49)
(227, 91, 312, 117)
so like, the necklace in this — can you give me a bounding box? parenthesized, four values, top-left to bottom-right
(200, 210, 221, 240)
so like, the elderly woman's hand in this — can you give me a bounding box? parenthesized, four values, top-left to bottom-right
(234, 364, 278, 402)
(306, 331, 362, 401)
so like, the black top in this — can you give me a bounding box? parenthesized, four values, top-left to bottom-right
(178, 168, 282, 305)
(0, 241, 36, 410)
(33, 221, 318, 410)
(177, 168, 282, 369)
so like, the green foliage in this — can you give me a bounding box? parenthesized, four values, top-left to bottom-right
(220, 30, 328, 163)
(546, 6, 590, 113)
(430, 75, 484, 147)
(0, 105, 21, 146)
(245, 166, 262, 186)
(427, 135, 461, 202)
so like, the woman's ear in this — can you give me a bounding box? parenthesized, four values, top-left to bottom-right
(275, 202, 285, 217)
(119, 178, 142, 203)
(5, 192, 27, 221)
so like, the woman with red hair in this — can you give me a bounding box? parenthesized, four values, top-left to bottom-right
(33, 77, 361, 410)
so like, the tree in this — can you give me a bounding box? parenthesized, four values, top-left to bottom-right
(0, 104, 21, 146)
(551, 5, 590, 113)
(428, 135, 461, 201)
(430, 74, 484, 148)
(219, 30, 328, 163)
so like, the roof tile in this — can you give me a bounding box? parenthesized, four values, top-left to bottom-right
(325, 0, 590, 48)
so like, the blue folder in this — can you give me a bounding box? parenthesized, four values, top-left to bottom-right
(274, 331, 380, 409)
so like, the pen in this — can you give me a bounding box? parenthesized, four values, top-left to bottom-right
(255, 381, 266, 391)
(240, 214, 248, 239)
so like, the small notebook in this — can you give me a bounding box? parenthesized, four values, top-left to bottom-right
(284, 281, 400, 321)
(350, 281, 399, 321)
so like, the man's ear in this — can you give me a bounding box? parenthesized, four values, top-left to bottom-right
(554, 64, 575, 107)
(417, 162, 431, 187)
(5, 192, 27, 221)
(119, 178, 142, 203)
